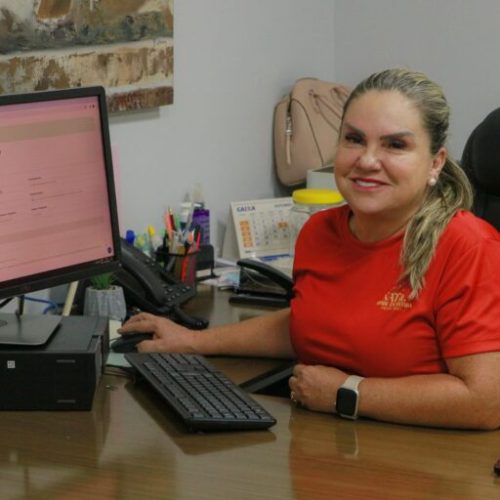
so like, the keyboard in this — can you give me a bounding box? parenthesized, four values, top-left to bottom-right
(125, 352, 277, 432)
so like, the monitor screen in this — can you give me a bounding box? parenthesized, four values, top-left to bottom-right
(0, 86, 121, 344)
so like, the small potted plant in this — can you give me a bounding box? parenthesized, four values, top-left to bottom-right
(83, 273, 127, 321)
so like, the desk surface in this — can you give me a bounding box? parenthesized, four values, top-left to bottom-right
(2, 286, 500, 499)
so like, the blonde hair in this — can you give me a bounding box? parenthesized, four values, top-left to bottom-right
(343, 68, 473, 298)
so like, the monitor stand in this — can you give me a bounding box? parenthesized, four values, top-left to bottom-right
(0, 313, 61, 346)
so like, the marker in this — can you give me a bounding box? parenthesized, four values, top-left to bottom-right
(147, 225, 162, 251)
(168, 207, 176, 231)
(164, 210, 173, 240)
(125, 229, 135, 245)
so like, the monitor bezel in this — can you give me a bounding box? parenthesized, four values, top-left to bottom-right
(0, 86, 121, 301)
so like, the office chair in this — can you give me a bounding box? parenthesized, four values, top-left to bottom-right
(461, 108, 500, 230)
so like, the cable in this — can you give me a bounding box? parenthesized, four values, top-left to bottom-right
(0, 297, 14, 309)
(23, 296, 59, 314)
(171, 304, 209, 330)
(17, 295, 25, 315)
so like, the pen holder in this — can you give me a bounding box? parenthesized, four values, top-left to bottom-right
(166, 251, 198, 286)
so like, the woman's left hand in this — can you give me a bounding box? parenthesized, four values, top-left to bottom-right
(289, 364, 348, 413)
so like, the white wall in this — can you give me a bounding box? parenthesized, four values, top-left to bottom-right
(109, 0, 336, 253)
(22, 1, 500, 312)
(333, 0, 500, 159)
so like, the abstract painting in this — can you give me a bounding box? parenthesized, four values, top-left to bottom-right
(0, 0, 174, 112)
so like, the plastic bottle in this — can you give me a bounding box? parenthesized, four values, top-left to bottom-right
(192, 206, 210, 245)
(190, 183, 210, 245)
(179, 202, 193, 231)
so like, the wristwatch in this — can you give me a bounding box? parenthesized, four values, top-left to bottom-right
(335, 375, 364, 420)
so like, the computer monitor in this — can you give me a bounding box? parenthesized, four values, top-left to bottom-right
(0, 86, 121, 345)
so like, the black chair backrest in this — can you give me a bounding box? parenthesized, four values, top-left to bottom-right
(461, 108, 500, 230)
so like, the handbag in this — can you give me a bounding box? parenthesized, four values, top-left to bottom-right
(273, 78, 351, 186)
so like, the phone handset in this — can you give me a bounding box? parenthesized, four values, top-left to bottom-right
(237, 258, 294, 299)
(119, 241, 168, 305)
(117, 240, 207, 329)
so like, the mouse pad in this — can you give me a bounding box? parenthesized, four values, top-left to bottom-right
(107, 351, 131, 368)
(107, 320, 131, 367)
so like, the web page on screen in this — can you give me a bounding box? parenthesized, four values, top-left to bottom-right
(0, 96, 114, 282)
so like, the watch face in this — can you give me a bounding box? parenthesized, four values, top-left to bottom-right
(336, 387, 357, 416)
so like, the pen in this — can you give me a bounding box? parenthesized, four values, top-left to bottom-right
(168, 207, 176, 231)
(164, 210, 173, 240)
(185, 229, 194, 254)
(195, 227, 201, 250)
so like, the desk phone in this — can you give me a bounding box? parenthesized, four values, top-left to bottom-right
(115, 240, 207, 329)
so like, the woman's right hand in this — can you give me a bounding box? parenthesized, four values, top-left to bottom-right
(118, 312, 198, 353)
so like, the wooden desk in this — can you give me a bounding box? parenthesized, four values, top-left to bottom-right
(1, 287, 500, 499)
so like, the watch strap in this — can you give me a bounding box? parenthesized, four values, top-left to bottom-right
(340, 375, 364, 391)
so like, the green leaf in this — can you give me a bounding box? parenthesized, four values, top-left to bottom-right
(90, 273, 116, 290)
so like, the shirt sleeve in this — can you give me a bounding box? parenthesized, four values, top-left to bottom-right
(435, 237, 500, 359)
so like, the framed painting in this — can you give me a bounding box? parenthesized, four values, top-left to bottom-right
(0, 0, 174, 112)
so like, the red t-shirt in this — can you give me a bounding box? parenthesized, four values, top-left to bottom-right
(289, 205, 500, 377)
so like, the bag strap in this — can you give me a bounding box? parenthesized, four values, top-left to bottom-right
(285, 113, 292, 165)
(308, 86, 349, 131)
(283, 83, 350, 167)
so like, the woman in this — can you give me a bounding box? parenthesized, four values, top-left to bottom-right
(120, 68, 500, 429)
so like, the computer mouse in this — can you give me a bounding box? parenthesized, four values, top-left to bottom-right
(110, 332, 154, 353)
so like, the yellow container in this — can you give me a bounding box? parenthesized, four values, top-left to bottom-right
(292, 188, 344, 206)
(289, 188, 344, 256)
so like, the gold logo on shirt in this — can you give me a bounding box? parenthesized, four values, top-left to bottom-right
(377, 289, 412, 311)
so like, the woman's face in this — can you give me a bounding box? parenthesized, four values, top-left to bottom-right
(334, 90, 446, 235)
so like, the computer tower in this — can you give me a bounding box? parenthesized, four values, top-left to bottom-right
(0, 315, 109, 410)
